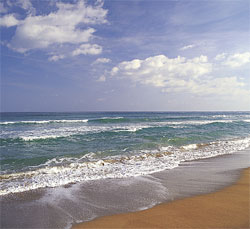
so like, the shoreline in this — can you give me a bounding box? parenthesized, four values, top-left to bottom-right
(74, 167, 250, 228)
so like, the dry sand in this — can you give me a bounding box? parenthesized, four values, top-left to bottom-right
(73, 168, 250, 229)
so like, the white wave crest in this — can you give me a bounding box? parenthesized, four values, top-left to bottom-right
(14, 124, 148, 141)
(182, 144, 198, 150)
(163, 120, 234, 126)
(21, 135, 63, 141)
(0, 119, 89, 125)
(114, 126, 147, 132)
(99, 117, 124, 120)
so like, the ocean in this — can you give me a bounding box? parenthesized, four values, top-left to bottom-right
(1, 111, 250, 196)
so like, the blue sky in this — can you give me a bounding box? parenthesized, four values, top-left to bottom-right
(1, 0, 250, 112)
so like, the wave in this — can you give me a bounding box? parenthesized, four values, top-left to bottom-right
(2, 116, 250, 128)
(1, 124, 149, 142)
(0, 117, 128, 126)
(1, 137, 250, 196)
(113, 126, 148, 132)
(160, 119, 250, 127)
(0, 119, 89, 125)
(100, 116, 124, 120)
(0, 117, 127, 126)
(20, 135, 65, 141)
(169, 120, 233, 125)
(88, 117, 128, 124)
(1, 119, 249, 142)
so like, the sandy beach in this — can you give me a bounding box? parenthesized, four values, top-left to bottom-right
(73, 167, 250, 229)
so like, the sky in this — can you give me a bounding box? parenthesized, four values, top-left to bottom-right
(0, 0, 250, 112)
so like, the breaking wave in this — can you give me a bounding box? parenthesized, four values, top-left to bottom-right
(1, 137, 250, 196)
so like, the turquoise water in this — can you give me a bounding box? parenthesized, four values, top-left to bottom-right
(1, 112, 250, 195)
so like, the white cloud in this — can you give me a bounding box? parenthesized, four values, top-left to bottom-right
(8, 0, 107, 53)
(180, 44, 195, 51)
(191, 76, 247, 96)
(111, 54, 212, 86)
(214, 53, 226, 61)
(96, 75, 106, 82)
(93, 57, 111, 64)
(0, 14, 19, 27)
(72, 44, 102, 56)
(48, 54, 65, 62)
(162, 76, 248, 96)
(223, 52, 250, 68)
(111, 54, 249, 96)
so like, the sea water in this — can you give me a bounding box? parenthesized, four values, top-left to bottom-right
(1, 112, 250, 195)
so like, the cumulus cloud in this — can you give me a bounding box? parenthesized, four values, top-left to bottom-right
(7, 0, 107, 53)
(223, 52, 250, 68)
(180, 44, 195, 51)
(93, 57, 111, 64)
(0, 14, 19, 27)
(72, 44, 102, 56)
(111, 54, 249, 96)
(111, 54, 212, 86)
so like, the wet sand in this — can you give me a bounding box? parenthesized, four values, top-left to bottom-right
(73, 168, 250, 229)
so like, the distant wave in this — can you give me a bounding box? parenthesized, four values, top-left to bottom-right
(0, 119, 89, 125)
(162, 120, 241, 126)
(2, 116, 250, 127)
(20, 135, 65, 141)
(1, 119, 249, 142)
(88, 117, 128, 123)
(0, 124, 149, 142)
(100, 116, 124, 120)
(19, 125, 148, 141)
(0, 117, 126, 125)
